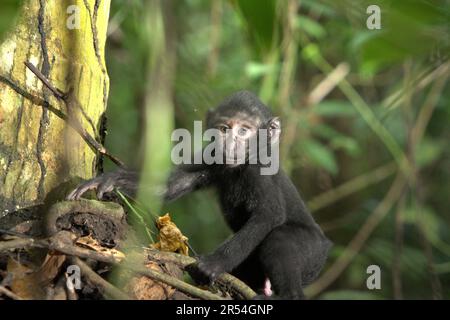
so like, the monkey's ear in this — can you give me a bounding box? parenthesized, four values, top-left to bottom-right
(269, 116, 280, 130)
(268, 117, 281, 140)
(269, 117, 280, 129)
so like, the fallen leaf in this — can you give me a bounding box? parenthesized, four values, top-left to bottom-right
(76, 235, 125, 261)
(36, 253, 66, 285)
(152, 213, 189, 255)
(125, 262, 177, 300)
(6, 258, 45, 300)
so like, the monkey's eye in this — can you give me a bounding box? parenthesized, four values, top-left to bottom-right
(238, 127, 248, 136)
(218, 125, 228, 133)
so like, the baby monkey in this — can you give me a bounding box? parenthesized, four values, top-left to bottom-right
(68, 90, 332, 299)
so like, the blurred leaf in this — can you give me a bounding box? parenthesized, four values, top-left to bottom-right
(320, 290, 382, 300)
(403, 205, 450, 255)
(330, 136, 361, 157)
(310, 123, 342, 139)
(0, 0, 20, 40)
(245, 61, 276, 79)
(417, 206, 450, 255)
(309, 123, 361, 157)
(366, 239, 428, 281)
(313, 100, 356, 117)
(301, 43, 321, 64)
(301, 0, 335, 17)
(415, 136, 445, 168)
(356, 0, 449, 74)
(296, 16, 326, 39)
(231, 0, 279, 55)
(435, 262, 450, 274)
(301, 139, 338, 175)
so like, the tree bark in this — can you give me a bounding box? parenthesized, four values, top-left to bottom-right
(0, 0, 111, 214)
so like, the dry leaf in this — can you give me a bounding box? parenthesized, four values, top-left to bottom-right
(75, 235, 125, 261)
(152, 213, 189, 255)
(6, 258, 45, 300)
(36, 253, 66, 285)
(125, 262, 176, 300)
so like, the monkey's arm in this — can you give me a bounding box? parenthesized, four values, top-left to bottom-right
(67, 169, 139, 200)
(67, 163, 212, 201)
(189, 194, 286, 282)
(164, 164, 212, 202)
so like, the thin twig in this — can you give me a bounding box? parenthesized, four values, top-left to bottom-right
(24, 62, 65, 99)
(71, 257, 131, 300)
(0, 238, 35, 251)
(0, 285, 23, 300)
(24, 62, 125, 168)
(127, 264, 226, 300)
(306, 62, 350, 106)
(392, 61, 413, 300)
(278, 0, 299, 109)
(282, 62, 349, 165)
(305, 173, 407, 298)
(307, 50, 413, 181)
(207, 0, 222, 77)
(411, 74, 448, 146)
(408, 73, 447, 299)
(143, 248, 257, 300)
(392, 195, 405, 299)
(307, 161, 397, 212)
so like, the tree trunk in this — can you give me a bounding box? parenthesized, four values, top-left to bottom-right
(0, 0, 110, 214)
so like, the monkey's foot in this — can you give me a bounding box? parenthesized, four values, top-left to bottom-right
(186, 256, 225, 285)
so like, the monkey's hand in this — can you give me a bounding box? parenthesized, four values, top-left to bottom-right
(67, 169, 138, 200)
(185, 255, 226, 285)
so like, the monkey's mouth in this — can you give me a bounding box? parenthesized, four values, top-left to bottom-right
(224, 156, 247, 166)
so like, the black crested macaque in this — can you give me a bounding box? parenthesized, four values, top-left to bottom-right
(67, 90, 332, 299)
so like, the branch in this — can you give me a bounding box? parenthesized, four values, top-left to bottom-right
(144, 248, 257, 300)
(24, 62, 65, 99)
(71, 257, 131, 300)
(127, 264, 226, 300)
(0, 285, 23, 300)
(0, 231, 226, 300)
(0, 238, 35, 251)
(24, 62, 125, 168)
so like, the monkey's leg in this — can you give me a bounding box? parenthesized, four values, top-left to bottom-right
(259, 226, 307, 300)
(231, 251, 266, 293)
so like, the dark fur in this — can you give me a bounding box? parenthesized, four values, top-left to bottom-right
(68, 90, 332, 299)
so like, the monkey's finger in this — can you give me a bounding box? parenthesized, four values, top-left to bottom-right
(186, 261, 216, 286)
(96, 179, 115, 199)
(66, 180, 100, 200)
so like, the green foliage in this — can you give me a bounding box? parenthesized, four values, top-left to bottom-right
(296, 16, 326, 39)
(313, 101, 357, 117)
(356, 0, 449, 74)
(231, 0, 279, 56)
(320, 290, 383, 300)
(300, 139, 338, 175)
(415, 137, 445, 168)
(99, 0, 450, 299)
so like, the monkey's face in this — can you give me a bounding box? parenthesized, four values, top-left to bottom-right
(209, 112, 280, 167)
(215, 115, 257, 166)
